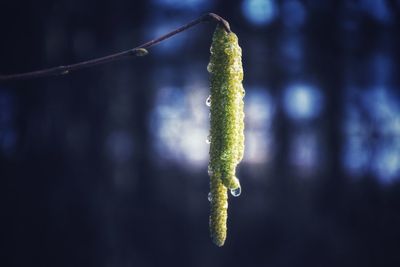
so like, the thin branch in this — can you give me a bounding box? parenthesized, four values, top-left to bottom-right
(0, 13, 230, 81)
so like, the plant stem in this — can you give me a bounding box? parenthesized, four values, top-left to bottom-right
(0, 13, 230, 81)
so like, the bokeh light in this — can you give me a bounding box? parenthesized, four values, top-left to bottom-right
(369, 53, 392, 86)
(281, 0, 307, 28)
(290, 130, 319, 172)
(152, 0, 211, 11)
(244, 88, 276, 164)
(242, 0, 278, 26)
(360, 0, 392, 24)
(149, 85, 209, 168)
(278, 34, 304, 72)
(342, 106, 370, 176)
(373, 146, 400, 183)
(343, 87, 400, 183)
(147, 19, 190, 55)
(283, 83, 323, 121)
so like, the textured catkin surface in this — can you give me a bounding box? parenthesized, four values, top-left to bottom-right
(208, 25, 244, 190)
(208, 25, 245, 246)
(209, 174, 228, 247)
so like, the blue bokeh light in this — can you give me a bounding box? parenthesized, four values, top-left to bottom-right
(290, 131, 319, 172)
(369, 53, 392, 86)
(283, 84, 323, 120)
(279, 34, 303, 73)
(244, 88, 276, 164)
(343, 87, 400, 183)
(281, 37, 302, 60)
(373, 146, 400, 183)
(281, 0, 307, 28)
(148, 20, 188, 55)
(360, 0, 392, 24)
(149, 85, 209, 167)
(342, 106, 370, 176)
(152, 0, 211, 10)
(242, 0, 278, 26)
(245, 88, 275, 127)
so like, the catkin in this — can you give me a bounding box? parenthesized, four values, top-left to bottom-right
(209, 174, 228, 247)
(208, 25, 245, 246)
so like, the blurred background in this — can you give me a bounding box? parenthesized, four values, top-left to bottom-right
(1, 0, 400, 266)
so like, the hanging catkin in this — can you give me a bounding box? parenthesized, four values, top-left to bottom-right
(208, 25, 245, 247)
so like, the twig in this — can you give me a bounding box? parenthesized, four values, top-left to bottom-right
(0, 13, 230, 81)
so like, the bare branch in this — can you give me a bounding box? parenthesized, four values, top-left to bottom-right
(0, 13, 230, 81)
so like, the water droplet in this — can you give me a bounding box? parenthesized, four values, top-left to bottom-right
(207, 166, 213, 176)
(208, 192, 212, 202)
(230, 186, 241, 197)
(206, 135, 211, 144)
(206, 95, 211, 107)
(207, 63, 213, 73)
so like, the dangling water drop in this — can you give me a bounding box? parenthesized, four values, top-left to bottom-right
(207, 166, 213, 176)
(207, 63, 213, 73)
(206, 135, 211, 144)
(206, 95, 211, 107)
(230, 186, 241, 197)
(208, 192, 212, 202)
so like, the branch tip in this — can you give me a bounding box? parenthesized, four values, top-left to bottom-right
(205, 13, 231, 33)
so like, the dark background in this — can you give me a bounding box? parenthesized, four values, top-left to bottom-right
(1, 0, 400, 266)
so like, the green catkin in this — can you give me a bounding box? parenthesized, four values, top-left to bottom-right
(209, 174, 228, 247)
(208, 25, 244, 190)
(208, 25, 245, 246)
